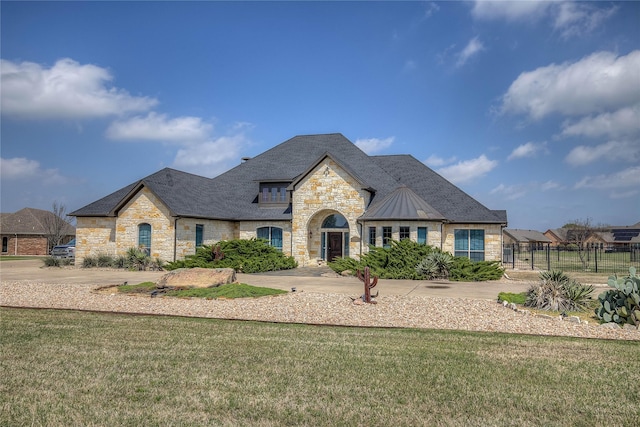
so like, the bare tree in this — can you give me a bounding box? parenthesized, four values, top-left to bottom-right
(43, 202, 73, 252)
(566, 218, 604, 270)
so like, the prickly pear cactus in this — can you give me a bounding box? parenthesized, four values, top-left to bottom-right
(595, 267, 640, 327)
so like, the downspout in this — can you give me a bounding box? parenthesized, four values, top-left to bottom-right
(14, 233, 18, 256)
(359, 221, 364, 257)
(173, 217, 179, 262)
(440, 222, 444, 251)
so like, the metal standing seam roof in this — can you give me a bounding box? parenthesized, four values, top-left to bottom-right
(359, 186, 446, 221)
(70, 133, 507, 224)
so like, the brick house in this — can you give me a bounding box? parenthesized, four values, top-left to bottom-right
(1, 207, 75, 256)
(70, 134, 507, 266)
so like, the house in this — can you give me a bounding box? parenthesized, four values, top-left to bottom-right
(544, 222, 640, 252)
(70, 133, 507, 266)
(503, 229, 551, 250)
(0, 207, 75, 256)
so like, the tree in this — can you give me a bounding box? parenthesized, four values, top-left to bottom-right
(565, 218, 606, 270)
(43, 202, 74, 252)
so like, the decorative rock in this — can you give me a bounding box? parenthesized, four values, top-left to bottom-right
(536, 314, 554, 320)
(599, 322, 620, 329)
(341, 270, 353, 277)
(509, 303, 517, 310)
(156, 268, 236, 289)
(566, 316, 581, 324)
(503, 300, 508, 307)
(623, 323, 639, 331)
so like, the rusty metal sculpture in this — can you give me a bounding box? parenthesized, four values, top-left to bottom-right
(211, 244, 225, 261)
(357, 266, 379, 304)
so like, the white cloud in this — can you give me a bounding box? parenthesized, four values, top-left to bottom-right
(0, 157, 68, 185)
(560, 104, 640, 139)
(553, 2, 618, 39)
(424, 154, 457, 168)
(471, 1, 551, 22)
(540, 180, 562, 191)
(507, 141, 548, 161)
(0, 58, 157, 119)
(574, 166, 640, 190)
(424, 2, 440, 18)
(565, 140, 640, 166)
(355, 137, 394, 154)
(436, 155, 498, 184)
(106, 113, 213, 142)
(500, 50, 640, 120)
(173, 135, 250, 177)
(471, 1, 616, 38)
(456, 37, 485, 67)
(490, 183, 527, 200)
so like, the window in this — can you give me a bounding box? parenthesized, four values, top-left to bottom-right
(455, 229, 485, 261)
(257, 226, 283, 251)
(2, 237, 7, 253)
(382, 226, 392, 249)
(417, 227, 427, 245)
(399, 226, 410, 240)
(368, 227, 376, 247)
(321, 214, 349, 229)
(259, 182, 289, 206)
(195, 224, 204, 247)
(138, 223, 151, 256)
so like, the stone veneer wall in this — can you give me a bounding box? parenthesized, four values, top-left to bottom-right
(291, 158, 369, 266)
(442, 223, 504, 261)
(175, 219, 237, 260)
(75, 217, 117, 264)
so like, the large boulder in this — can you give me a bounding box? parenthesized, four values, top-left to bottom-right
(157, 268, 236, 289)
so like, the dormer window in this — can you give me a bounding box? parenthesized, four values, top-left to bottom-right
(259, 182, 290, 206)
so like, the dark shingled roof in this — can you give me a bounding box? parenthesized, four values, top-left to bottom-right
(70, 133, 506, 224)
(1, 207, 75, 235)
(504, 229, 551, 243)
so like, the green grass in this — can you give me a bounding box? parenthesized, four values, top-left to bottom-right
(117, 282, 287, 299)
(1, 308, 639, 426)
(497, 291, 527, 304)
(0, 256, 45, 261)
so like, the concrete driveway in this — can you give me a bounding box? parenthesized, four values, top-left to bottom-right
(0, 258, 532, 300)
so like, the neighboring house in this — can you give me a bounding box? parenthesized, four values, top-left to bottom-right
(70, 133, 507, 266)
(0, 207, 75, 256)
(503, 229, 551, 250)
(545, 223, 640, 251)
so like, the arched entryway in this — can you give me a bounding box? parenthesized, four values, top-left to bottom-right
(319, 213, 350, 261)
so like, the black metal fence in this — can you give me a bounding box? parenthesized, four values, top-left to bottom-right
(503, 243, 640, 273)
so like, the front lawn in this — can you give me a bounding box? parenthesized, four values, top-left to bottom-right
(1, 308, 638, 426)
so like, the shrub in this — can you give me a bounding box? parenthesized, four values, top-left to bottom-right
(416, 251, 454, 279)
(96, 253, 113, 268)
(525, 270, 594, 312)
(165, 239, 297, 273)
(329, 240, 504, 282)
(449, 258, 504, 282)
(594, 267, 640, 327)
(43, 256, 61, 267)
(82, 256, 97, 268)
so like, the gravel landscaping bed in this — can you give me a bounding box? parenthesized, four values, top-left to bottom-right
(1, 280, 638, 341)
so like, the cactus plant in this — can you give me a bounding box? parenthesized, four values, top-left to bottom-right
(594, 267, 640, 327)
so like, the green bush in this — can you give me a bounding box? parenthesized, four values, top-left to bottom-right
(525, 270, 594, 312)
(448, 258, 504, 281)
(594, 267, 640, 327)
(329, 240, 504, 282)
(165, 239, 297, 273)
(81, 250, 162, 271)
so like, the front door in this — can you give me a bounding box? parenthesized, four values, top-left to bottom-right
(327, 232, 343, 261)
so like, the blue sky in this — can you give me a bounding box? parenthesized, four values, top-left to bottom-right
(1, 1, 639, 230)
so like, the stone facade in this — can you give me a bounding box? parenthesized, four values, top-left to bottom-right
(175, 219, 236, 260)
(291, 158, 370, 266)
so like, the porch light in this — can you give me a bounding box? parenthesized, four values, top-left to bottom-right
(308, 230, 313, 239)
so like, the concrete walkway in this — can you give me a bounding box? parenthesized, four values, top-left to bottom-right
(0, 259, 531, 301)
